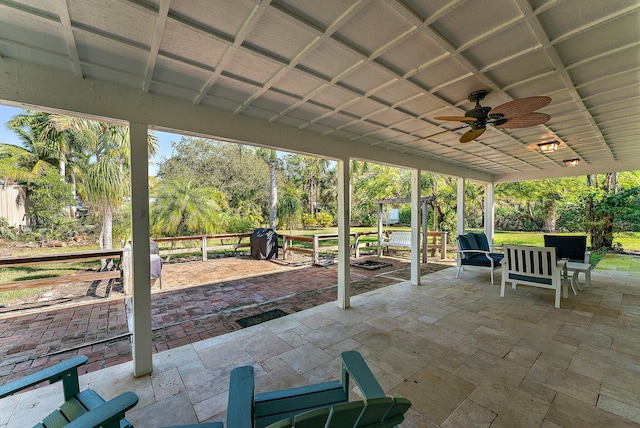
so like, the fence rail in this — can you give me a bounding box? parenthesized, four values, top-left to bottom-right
(0, 230, 448, 294)
(152, 233, 252, 261)
(0, 249, 124, 292)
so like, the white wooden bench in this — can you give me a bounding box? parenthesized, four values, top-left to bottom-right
(500, 245, 569, 308)
(382, 231, 413, 251)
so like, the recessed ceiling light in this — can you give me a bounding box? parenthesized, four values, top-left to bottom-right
(563, 158, 580, 167)
(537, 141, 559, 153)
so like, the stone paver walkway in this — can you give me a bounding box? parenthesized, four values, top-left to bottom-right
(4, 260, 639, 427)
(0, 255, 452, 384)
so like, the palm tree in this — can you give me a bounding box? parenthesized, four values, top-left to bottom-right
(0, 144, 38, 183)
(268, 150, 278, 230)
(6, 111, 75, 178)
(150, 178, 227, 236)
(53, 116, 158, 249)
(6, 111, 89, 219)
(255, 148, 279, 229)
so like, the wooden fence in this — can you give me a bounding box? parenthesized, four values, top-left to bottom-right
(0, 248, 123, 292)
(0, 230, 448, 295)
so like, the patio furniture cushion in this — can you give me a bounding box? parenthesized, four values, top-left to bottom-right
(456, 232, 504, 284)
(471, 232, 490, 251)
(457, 233, 480, 258)
(463, 253, 504, 267)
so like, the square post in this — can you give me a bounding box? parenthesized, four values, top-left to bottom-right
(484, 182, 495, 250)
(129, 122, 152, 377)
(337, 158, 351, 308)
(411, 169, 421, 285)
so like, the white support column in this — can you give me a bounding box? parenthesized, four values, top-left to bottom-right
(377, 203, 383, 256)
(457, 177, 466, 236)
(129, 122, 152, 377)
(337, 158, 351, 308)
(484, 182, 495, 250)
(411, 169, 421, 286)
(421, 200, 428, 263)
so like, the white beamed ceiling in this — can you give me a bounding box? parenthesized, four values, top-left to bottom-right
(0, 0, 639, 182)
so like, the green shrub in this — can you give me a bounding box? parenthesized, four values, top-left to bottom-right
(227, 216, 256, 233)
(315, 211, 333, 227)
(0, 218, 17, 241)
(26, 169, 75, 229)
(399, 206, 411, 224)
(301, 213, 317, 228)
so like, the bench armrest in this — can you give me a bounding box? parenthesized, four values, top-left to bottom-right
(340, 351, 385, 400)
(66, 391, 139, 428)
(227, 366, 255, 428)
(0, 355, 88, 399)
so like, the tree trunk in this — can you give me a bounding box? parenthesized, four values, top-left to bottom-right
(101, 207, 113, 249)
(99, 207, 113, 270)
(587, 174, 595, 247)
(543, 200, 556, 232)
(599, 173, 617, 248)
(269, 151, 277, 229)
(588, 173, 618, 249)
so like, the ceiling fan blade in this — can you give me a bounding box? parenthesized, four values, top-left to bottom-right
(494, 112, 551, 128)
(412, 125, 469, 143)
(434, 116, 478, 122)
(489, 96, 551, 118)
(460, 127, 486, 143)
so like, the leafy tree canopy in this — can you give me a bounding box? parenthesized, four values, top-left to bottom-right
(156, 137, 273, 214)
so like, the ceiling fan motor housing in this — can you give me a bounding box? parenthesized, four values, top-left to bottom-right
(465, 106, 491, 120)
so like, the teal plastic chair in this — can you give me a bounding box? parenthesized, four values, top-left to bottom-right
(0, 355, 138, 428)
(225, 350, 411, 428)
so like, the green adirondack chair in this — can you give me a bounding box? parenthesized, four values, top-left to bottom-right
(226, 350, 411, 428)
(0, 355, 138, 428)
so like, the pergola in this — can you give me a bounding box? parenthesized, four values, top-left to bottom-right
(1, 0, 638, 376)
(373, 197, 434, 262)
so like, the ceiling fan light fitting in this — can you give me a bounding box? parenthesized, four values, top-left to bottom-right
(563, 158, 580, 167)
(537, 141, 559, 153)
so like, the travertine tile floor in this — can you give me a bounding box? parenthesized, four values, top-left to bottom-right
(2, 265, 639, 427)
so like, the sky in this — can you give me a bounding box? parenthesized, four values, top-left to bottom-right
(0, 104, 178, 176)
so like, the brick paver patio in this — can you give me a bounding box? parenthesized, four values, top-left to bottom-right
(0, 254, 453, 385)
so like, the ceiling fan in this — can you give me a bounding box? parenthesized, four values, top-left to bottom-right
(434, 90, 551, 143)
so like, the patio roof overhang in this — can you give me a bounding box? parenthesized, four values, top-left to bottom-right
(0, 1, 638, 183)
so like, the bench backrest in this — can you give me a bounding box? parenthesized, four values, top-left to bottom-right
(503, 245, 558, 284)
(388, 232, 412, 245)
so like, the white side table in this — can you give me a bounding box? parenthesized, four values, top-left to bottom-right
(565, 261, 592, 294)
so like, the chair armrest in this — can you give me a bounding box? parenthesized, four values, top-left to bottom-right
(340, 351, 385, 400)
(65, 391, 139, 428)
(458, 249, 490, 255)
(584, 251, 591, 264)
(556, 259, 567, 274)
(227, 366, 255, 428)
(0, 355, 88, 399)
(458, 249, 490, 260)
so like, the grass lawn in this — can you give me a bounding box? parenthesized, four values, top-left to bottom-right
(595, 253, 640, 273)
(1, 229, 638, 305)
